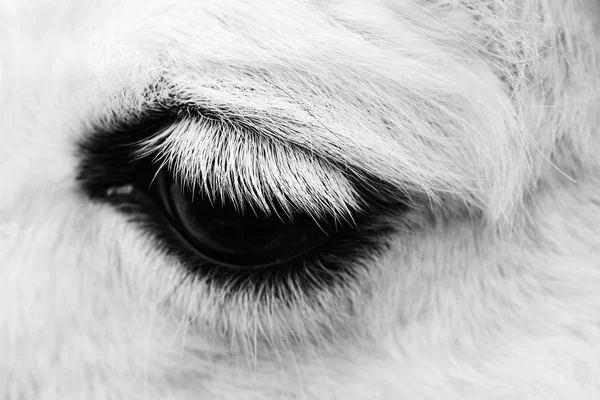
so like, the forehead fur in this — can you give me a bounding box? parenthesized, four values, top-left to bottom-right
(96, 0, 534, 221)
(9, 0, 540, 220)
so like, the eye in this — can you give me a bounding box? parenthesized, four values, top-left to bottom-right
(148, 167, 339, 269)
(78, 106, 404, 294)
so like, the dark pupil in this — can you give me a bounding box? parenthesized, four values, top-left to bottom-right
(153, 170, 335, 269)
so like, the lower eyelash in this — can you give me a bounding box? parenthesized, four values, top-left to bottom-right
(106, 180, 395, 301)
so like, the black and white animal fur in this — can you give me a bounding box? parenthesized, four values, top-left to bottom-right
(2, 0, 600, 398)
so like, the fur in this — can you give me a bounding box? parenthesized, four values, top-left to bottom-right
(1, 0, 600, 398)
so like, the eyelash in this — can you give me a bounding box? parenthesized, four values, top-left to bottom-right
(77, 108, 403, 301)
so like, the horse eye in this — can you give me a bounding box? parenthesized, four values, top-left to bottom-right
(148, 168, 339, 269)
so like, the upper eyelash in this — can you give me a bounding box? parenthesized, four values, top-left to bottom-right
(133, 114, 361, 221)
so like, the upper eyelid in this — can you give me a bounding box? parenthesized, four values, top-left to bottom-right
(93, 80, 421, 215)
(91, 98, 365, 220)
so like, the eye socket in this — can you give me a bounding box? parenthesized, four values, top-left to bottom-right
(78, 109, 404, 294)
(149, 168, 339, 269)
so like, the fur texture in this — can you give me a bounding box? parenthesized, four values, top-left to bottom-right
(1, 0, 600, 399)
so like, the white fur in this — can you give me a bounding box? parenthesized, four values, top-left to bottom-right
(1, 0, 600, 398)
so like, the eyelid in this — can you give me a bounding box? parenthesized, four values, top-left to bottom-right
(85, 94, 406, 219)
(77, 103, 408, 335)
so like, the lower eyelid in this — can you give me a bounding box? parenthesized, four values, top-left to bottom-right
(93, 168, 397, 294)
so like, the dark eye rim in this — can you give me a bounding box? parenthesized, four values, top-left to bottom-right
(76, 107, 408, 296)
(109, 187, 397, 296)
